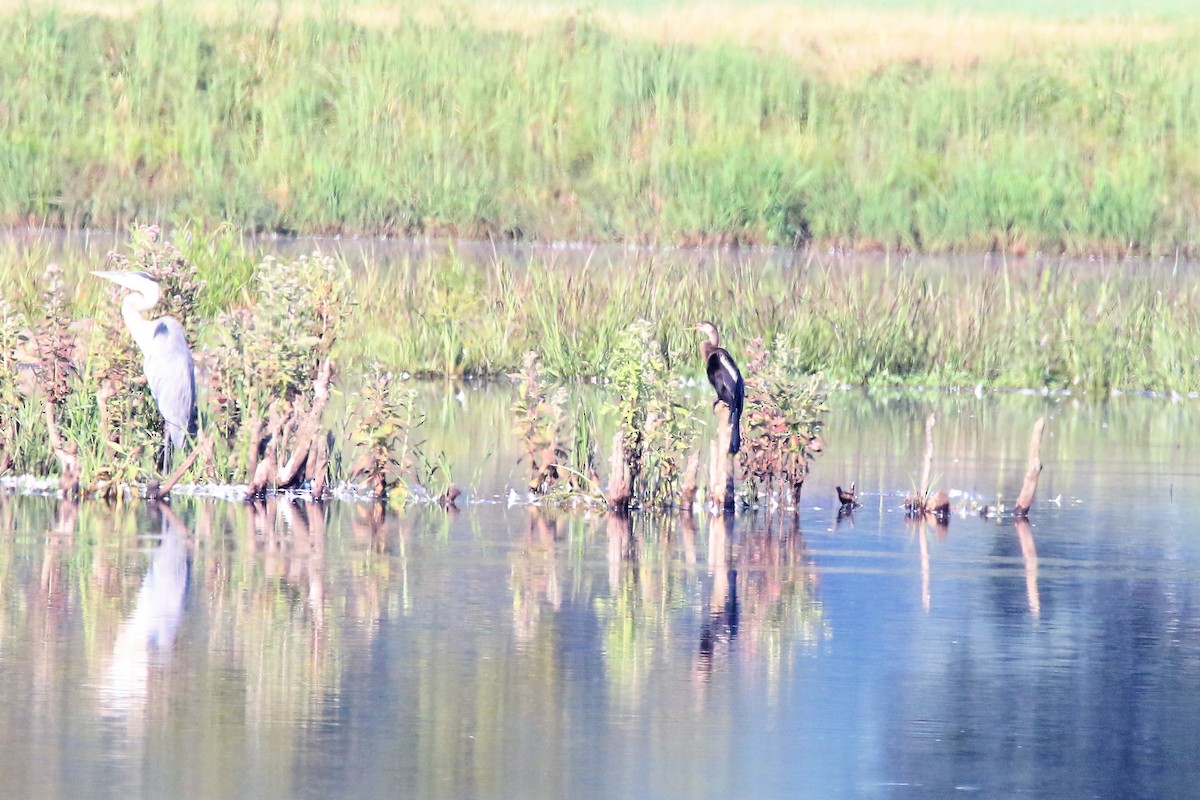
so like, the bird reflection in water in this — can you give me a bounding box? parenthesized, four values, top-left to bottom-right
(99, 502, 190, 717)
(693, 509, 825, 689)
(696, 512, 739, 680)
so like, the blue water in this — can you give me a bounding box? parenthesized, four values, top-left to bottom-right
(1, 390, 1199, 799)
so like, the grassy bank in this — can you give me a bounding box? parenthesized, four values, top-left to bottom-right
(12, 230, 1200, 394)
(3, 228, 1200, 492)
(2, 2, 1198, 253)
(352, 248, 1200, 394)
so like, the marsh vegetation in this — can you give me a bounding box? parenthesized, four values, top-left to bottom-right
(4, 226, 1200, 498)
(2, 1, 1198, 254)
(3, 0, 1200, 496)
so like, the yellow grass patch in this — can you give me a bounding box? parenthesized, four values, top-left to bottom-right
(9, 0, 1185, 80)
(475, 4, 1181, 79)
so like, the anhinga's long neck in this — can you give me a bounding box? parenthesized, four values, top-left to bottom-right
(699, 327, 721, 362)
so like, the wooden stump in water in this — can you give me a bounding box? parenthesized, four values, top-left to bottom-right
(918, 412, 936, 504)
(708, 401, 735, 511)
(903, 413, 952, 524)
(606, 432, 632, 512)
(680, 451, 700, 508)
(1013, 416, 1046, 518)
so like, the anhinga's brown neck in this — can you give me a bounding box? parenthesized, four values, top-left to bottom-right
(698, 325, 721, 361)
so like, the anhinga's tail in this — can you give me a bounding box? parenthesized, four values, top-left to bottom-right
(729, 407, 742, 454)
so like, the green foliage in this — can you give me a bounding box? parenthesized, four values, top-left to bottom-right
(0, 298, 22, 470)
(24, 264, 77, 408)
(739, 338, 828, 503)
(207, 251, 349, 437)
(510, 351, 570, 494)
(104, 225, 206, 332)
(348, 364, 421, 502)
(0, 6, 1197, 253)
(608, 320, 698, 507)
(346, 250, 1200, 395)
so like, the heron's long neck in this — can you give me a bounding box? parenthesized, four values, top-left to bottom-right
(121, 294, 160, 352)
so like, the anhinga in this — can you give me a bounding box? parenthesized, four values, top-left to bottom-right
(93, 270, 197, 470)
(694, 321, 745, 454)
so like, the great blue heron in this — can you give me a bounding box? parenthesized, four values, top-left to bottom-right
(694, 321, 745, 454)
(93, 270, 196, 470)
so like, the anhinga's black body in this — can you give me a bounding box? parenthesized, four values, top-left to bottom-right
(695, 322, 745, 454)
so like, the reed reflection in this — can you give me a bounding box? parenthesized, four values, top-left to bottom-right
(511, 510, 562, 643)
(587, 507, 825, 703)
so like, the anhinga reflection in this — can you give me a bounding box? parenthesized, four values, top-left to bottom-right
(693, 321, 745, 454)
(697, 511, 739, 678)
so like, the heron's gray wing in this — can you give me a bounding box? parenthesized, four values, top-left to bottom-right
(141, 317, 197, 449)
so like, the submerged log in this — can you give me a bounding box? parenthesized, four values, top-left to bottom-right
(1013, 416, 1046, 518)
(248, 407, 286, 496)
(1015, 518, 1040, 616)
(928, 490, 951, 523)
(276, 357, 334, 489)
(308, 433, 330, 498)
(606, 512, 635, 586)
(438, 483, 461, 509)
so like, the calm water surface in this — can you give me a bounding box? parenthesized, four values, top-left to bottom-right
(2, 390, 1200, 799)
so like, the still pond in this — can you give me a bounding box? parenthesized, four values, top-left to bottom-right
(1, 387, 1199, 798)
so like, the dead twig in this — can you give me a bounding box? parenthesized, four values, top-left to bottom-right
(149, 432, 210, 499)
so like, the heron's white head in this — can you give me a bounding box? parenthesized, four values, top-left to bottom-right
(92, 270, 162, 311)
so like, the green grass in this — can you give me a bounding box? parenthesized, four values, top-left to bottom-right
(7, 227, 1200, 494)
(0, 3, 1197, 253)
(14, 231, 1200, 396)
(349, 247, 1200, 394)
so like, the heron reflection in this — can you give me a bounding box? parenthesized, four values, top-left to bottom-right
(99, 502, 190, 715)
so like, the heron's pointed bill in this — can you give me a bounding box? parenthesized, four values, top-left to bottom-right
(92, 269, 159, 294)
